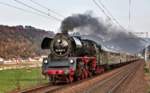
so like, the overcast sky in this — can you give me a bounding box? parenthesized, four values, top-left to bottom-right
(0, 0, 150, 37)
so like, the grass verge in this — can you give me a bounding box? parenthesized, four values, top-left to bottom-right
(0, 68, 47, 93)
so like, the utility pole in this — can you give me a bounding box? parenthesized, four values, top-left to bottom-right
(145, 32, 148, 62)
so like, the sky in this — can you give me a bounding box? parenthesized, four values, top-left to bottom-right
(0, 0, 150, 37)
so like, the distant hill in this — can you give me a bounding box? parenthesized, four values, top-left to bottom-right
(0, 25, 54, 59)
(142, 38, 150, 45)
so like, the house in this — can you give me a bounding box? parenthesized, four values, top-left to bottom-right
(0, 57, 4, 64)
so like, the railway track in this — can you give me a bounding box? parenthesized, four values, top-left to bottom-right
(18, 84, 62, 93)
(84, 61, 140, 93)
(18, 60, 141, 93)
(19, 75, 98, 93)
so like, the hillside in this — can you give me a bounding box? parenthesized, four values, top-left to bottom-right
(0, 25, 54, 59)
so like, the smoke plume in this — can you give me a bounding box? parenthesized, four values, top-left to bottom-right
(61, 13, 146, 54)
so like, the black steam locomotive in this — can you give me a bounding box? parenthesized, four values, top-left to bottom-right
(41, 33, 137, 83)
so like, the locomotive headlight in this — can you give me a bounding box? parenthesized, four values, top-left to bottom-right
(70, 59, 74, 64)
(43, 59, 48, 64)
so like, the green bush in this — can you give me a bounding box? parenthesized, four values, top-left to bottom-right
(144, 67, 149, 73)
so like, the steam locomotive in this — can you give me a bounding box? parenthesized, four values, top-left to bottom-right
(41, 33, 137, 84)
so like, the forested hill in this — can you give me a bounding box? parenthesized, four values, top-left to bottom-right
(0, 25, 54, 59)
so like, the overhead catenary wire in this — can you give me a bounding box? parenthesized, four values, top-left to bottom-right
(92, 0, 111, 20)
(0, 1, 50, 19)
(93, 0, 147, 45)
(128, 0, 131, 28)
(97, 0, 126, 30)
(92, 0, 126, 30)
(30, 0, 64, 18)
(14, 0, 62, 21)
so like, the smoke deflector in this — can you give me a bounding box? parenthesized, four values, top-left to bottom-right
(41, 37, 52, 49)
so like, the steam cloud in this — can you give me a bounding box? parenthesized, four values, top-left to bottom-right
(61, 13, 146, 54)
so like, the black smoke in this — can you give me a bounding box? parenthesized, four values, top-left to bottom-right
(60, 13, 146, 54)
(61, 14, 107, 35)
